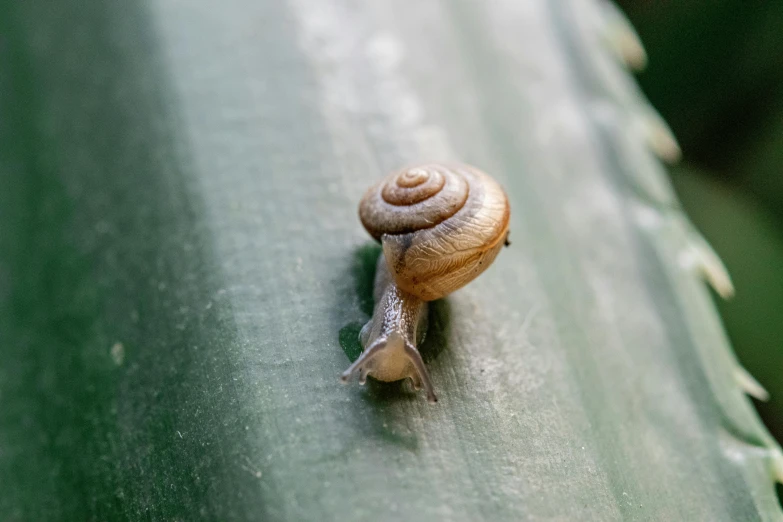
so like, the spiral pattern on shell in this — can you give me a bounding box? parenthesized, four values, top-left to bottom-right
(359, 163, 510, 301)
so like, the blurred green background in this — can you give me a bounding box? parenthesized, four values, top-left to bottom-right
(617, 1, 783, 441)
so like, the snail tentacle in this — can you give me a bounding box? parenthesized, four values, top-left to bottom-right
(403, 342, 437, 403)
(340, 338, 387, 384)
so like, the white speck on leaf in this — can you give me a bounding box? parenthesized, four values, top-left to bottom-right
(110, 342, 125, 366)
(241, 456, 263, 479)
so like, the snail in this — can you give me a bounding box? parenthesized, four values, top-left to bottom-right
(341, 162, 510, 403)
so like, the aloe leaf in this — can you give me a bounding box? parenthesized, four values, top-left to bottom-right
(1, 0, 781, 520)
(673, 166, 783, 443)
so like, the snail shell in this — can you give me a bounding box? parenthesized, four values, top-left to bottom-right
(359, 163, 510, 301)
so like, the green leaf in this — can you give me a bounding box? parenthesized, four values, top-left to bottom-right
(1, 0, 780, 520)
(673, 166, 783, 443)
(618, 0, 783, 169)
(730, 100, 783, 222)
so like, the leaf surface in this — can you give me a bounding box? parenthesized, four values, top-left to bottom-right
(0, 0, 780, 520)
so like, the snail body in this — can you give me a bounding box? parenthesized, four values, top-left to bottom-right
(341, 163, 510, 403)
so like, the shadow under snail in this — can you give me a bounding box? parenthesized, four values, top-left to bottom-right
(341, 162, 510, 403)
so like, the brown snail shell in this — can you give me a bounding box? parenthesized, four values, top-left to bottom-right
(359, 163, 510, 301)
